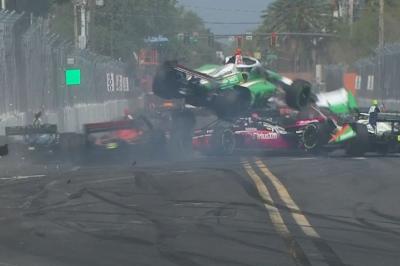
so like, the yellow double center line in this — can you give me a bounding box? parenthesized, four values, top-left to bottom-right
(242, 159, 311, 266)
(254, 158, 320, 238)
(242, 157, 343, 266)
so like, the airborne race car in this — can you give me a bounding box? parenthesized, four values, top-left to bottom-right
(153, 56, 312, 120)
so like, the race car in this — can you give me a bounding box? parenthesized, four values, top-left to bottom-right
(153, 55, 312, 120)
(5, 123, 59, 152)
(350, 112, 400, 155)
(191, 87, 370, 156)
(192, 110, 327, 155)
(83, 115, 166, 153)
(285, 89, 400, 156)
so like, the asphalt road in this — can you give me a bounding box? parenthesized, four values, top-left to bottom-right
(0, 150, 400, 266)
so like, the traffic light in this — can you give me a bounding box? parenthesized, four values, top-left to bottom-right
(208, 33, 214, 47)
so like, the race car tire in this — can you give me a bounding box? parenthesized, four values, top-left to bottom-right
(345, 123, 369, 156)
(169, 110, 195, 156)
(146, 129, 167, 156)
(302, 122, 331, 153)
(153, 61, 186, 99)
(208, 127, 236, 156)
(212, 86, 251, 120)
(0, 144, 8, 157)
(285, 79, 311, 110)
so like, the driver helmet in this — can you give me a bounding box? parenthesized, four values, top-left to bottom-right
(372, 99, 378, 106)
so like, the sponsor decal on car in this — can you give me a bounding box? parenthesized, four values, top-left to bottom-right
(253, 132, 279, 140)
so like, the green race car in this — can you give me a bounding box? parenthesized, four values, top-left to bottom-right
(153, 56, 312, 120)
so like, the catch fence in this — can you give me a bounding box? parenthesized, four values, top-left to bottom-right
(324, 43, 400, 109)
(0, 11, 135, 133)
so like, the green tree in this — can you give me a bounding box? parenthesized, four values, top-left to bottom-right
(49, 0, 217, 65)
(258, 0, 334, 71)
(330, 0, 400, 63)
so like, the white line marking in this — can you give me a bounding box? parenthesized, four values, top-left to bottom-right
(82, 176, 135, 185)
(71, 166, 81, 171)
(0, 175, 46, 181)
(352, 157, 366, 160)
(291, 157, 316, 161)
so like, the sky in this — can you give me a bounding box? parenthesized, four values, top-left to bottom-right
(176, 0, 273, 35)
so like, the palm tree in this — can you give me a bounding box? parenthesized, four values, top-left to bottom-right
(259, 0, 334, 72)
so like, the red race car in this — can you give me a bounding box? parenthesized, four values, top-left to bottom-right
(84, 116, 165, 152)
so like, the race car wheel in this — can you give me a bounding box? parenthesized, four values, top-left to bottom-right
(212, 86, 251, 120)
(285, 79, 311, 110)
(170, 110, 195, 156)
(153, 61, 185, 99)
(209, 127, 236, 156)
(147, 130, 167, 156)
(220, 129, 236, 155)
(0, 144, 8, 157)
(302, 123, 320, 151)
(302, 123, 329, 153)
(345, 123, 369, 156)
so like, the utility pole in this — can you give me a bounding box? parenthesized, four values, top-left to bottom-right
(72, 0, 89, 49)
(80, 0, 87, 49)
(74, 4, 79, 48)
(1, 0, 6, 10)
(378, 0, 385, 97)
(349, 0, 354, 36)
(379, 0, 384, 50)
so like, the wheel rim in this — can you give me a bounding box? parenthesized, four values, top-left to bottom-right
(303, 125, 318, 149)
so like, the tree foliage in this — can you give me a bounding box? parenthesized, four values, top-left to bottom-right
(260, 0, 334, 33)
(49, 0, 217, 66)
(330, 0, 400, 63)
(258, 0, 334, 71)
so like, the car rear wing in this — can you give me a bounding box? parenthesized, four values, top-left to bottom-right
(377, 112, 400, 122)
(5, 124, 58, 136)
(359, 112, 400, 123)
(84, 120, 138, 135)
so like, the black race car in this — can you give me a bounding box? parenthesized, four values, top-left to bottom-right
(5, 124, 59, 153)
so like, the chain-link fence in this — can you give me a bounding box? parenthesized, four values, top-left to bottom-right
(323, 43, 400, 109)
(0, 11, 136, 133)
